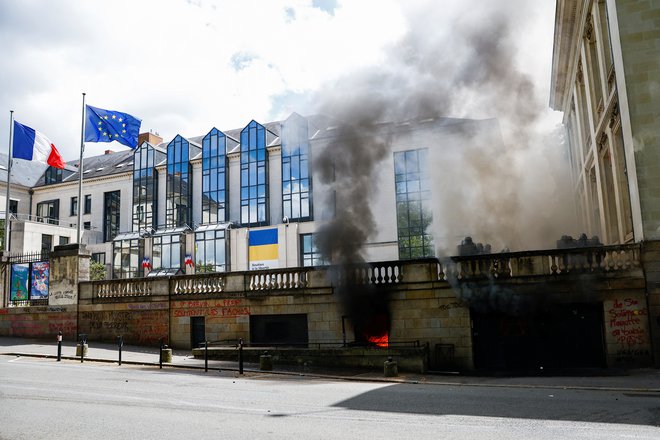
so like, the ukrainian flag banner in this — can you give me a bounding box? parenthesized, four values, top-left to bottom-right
(249, 229, 279, 270)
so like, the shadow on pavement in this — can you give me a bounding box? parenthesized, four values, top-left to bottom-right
(332, 383, 660, 426)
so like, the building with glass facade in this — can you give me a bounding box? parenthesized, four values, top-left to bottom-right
(4, 114, 502, 279)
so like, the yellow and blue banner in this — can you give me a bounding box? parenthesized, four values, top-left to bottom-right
(249, 228, 279, 270)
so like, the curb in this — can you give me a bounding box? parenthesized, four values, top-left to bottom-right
(4, 351, 660, 393)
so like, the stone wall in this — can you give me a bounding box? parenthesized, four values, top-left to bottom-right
(642, 241, 660, 367)
(0, 305, 77, 340)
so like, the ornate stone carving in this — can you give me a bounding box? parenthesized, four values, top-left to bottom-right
(609, 102, 620, 128)
(584, 14, 594, 42)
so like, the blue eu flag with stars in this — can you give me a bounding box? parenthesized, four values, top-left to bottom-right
(85, 104, 142, 148)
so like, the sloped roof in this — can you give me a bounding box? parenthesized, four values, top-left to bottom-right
(0, 153, 49, 187)
(33, 149, 135, 187)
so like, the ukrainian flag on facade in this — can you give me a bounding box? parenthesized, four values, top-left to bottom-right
(249, 229, 279, 270)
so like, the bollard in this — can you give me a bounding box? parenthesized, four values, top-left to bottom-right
(56, 331, 62, 362)
(384, 356, 398, 377)
(78, 334, 87, 363)
(159, 338, 164, 369)
(238, 338, 244, 375)
(117, 335, 123, 366)
(204, 340, 208, 373)
(259, 351, 273, 371)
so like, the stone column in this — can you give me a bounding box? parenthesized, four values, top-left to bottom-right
(48, 244, 91, 306)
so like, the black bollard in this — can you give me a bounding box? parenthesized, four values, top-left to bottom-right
(57, 331, 62, 362)
(117, 335, 123, 366)
(238, 338, 244, 375)
(204, 340, 208, 373)
(79, 334, 86, 363)
(159, 337, 164, 370)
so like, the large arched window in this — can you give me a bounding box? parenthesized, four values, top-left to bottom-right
(166, 135, 193, 227)
(281, 113, 312, 221)
(132, 143, 158, 232)
(240, 121, 269, 226)
(202, 128, 228, 224)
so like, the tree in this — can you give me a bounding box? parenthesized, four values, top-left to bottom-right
(90, 261, 107, 281)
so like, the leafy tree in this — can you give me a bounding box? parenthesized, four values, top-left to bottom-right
(90, 261, 107, 281)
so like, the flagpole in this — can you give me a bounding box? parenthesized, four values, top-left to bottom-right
(4, 110, 14, 252)
(77, 93, 86, 245)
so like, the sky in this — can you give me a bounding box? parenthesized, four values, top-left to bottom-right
(0, 0, 562, 161)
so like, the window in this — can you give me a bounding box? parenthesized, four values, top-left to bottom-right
(36, 200, 59, 225)
(112, 238, 143, 279)
(166, 135, 192, 227)
(41, 234, 53, 251)
(58, 236, 69, 246)
(45, 167, 62, 184)
(83, 221, 91, 230)
(132, 144, 158, 232)
(282, 113, 312, 222)
(202, 128, 228, 224)
(92, 252, 106, 264)
(70, 197, 78, 216)
(84, 195, 92, 215)
(394, 149, 434, 259)
(195, 229, 227, 273)
(103, 190, 121, 242)
(9, 199, 18, 215)
(300, 233, 326, 267)
(240, 120, 269, 226)
(152, 234, 182, 270)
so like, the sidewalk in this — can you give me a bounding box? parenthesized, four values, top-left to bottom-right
(1, 336, 659, 392)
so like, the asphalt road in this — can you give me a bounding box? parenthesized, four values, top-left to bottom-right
(1, 355, 659, 440)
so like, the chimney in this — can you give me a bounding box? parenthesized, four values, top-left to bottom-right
(138, 131, 164, 147)
(105, 150, 114, 155)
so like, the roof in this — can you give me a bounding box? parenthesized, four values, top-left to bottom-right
(34, 148, 135, 187)
(0, 153, 49, 187)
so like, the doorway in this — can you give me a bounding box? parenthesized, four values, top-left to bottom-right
(190, 316, 205, 349)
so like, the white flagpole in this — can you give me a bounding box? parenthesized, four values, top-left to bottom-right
(4, 110, 14, 252)
(77, 93, 86, 245)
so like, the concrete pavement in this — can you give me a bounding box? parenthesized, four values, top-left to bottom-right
(1, 336, 659, 392)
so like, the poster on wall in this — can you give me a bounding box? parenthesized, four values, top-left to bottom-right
(30, 262, 50, 299)
(10, 263, 30, 301)
(249, 228, 279, 270)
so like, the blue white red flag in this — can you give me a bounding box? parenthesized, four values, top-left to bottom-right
(12, 121, 66, 169)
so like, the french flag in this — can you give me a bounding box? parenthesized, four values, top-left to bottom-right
(13, 120, 66, 169)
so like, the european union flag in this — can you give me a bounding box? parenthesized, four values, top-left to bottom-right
(85, 104, 142, 148)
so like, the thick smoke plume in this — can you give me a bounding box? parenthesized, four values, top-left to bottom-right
(311, 1, 576, 262)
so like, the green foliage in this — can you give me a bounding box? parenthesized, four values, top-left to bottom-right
(90, 261, 107, 281)
(195, 262, 216, 274)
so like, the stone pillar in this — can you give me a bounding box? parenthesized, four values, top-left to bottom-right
(48, 244, 91, 306)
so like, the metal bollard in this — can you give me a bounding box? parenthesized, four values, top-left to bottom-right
(57, 331, 62, 362)
(238, 338, 244, 375)
(79, 334, 87, 363)
(204, 340, 208, 373)
(384, 356, 398, 377)
(117, 335, 123, 366)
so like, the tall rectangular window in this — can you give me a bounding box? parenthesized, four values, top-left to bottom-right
(41, 234, 53, 251)
(166, 135, 192, 227)
(202, 128, 228, 224)
(240, 121, 269, 226)
(132, 144, 158, 232)
(70, 197, 78, 216)
(195, 229, 227, 273)
(282, 114, 312, 221)
(84, 195, 92, 215)
(9, 200, 18, 215)
(394, 149, 434, 259)
(36, 200, 59, 225)
(104, 190, 121, 242)
(112, 238, 143, 279)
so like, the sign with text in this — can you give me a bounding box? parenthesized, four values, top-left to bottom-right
(10, 264, 29, 301)
(30, 262, 50, 299)
(249, 228, 279, 270)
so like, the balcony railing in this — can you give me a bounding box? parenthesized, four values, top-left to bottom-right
(80, 244, 642, 301)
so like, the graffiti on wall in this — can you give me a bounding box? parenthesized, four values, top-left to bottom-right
(172, 299, 250, 319)
(607, 297, 650, 361)
(79, 310, 168, 345)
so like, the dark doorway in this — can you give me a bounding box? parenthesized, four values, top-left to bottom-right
(190, 316, 205, 349)
(250, 314, 308, 346)
(471, 303, 606, 371)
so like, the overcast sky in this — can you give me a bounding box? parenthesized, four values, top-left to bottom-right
(0, 0, 561, 161)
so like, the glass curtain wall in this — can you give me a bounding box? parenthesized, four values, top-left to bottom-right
(202, 128, 228, 224)
(282, 114, 312, 221)
(194, 229, 227, 273)
(166, 135, 192, 227)
(132, 144, 158, 232)
(394, 148, 434, 259)
(152, 234, 182, 270)
(112, 238, 143, 279)
(240, 121, 268, 226)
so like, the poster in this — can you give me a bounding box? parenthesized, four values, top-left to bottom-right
(30, 262, 50, 299)
(10, 264, 29, 301)
(249, 228, 279, 270)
